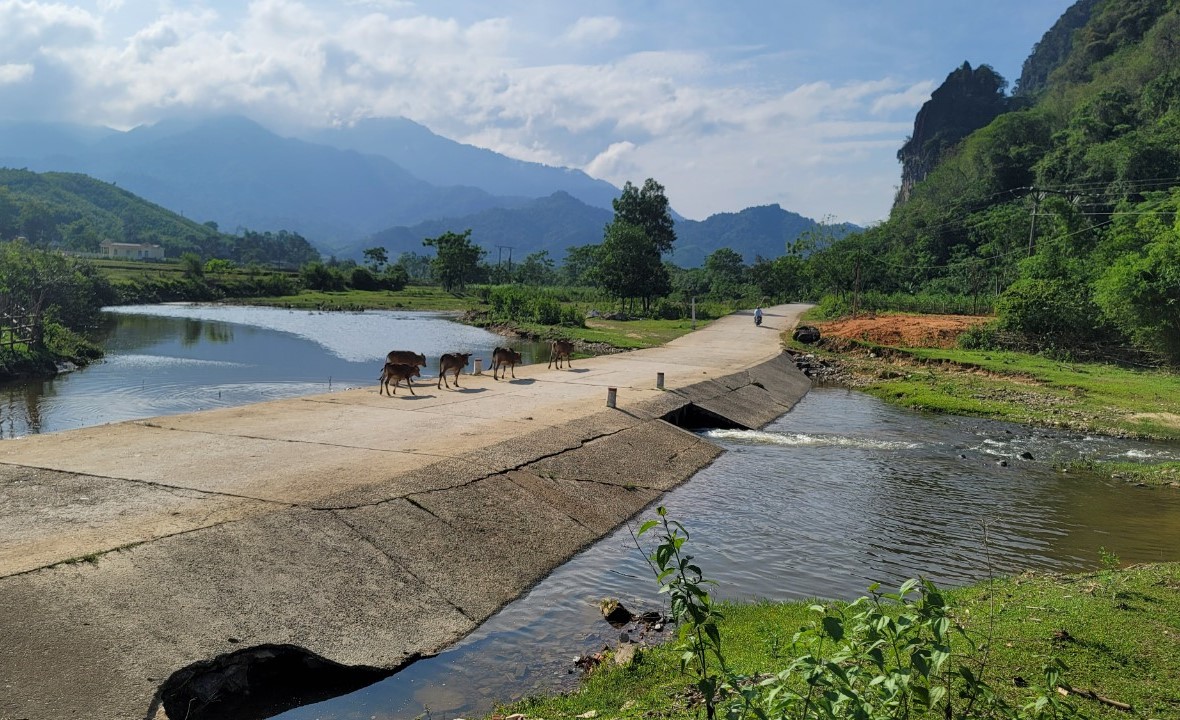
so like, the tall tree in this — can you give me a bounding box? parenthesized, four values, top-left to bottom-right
(597, 221, 670, 313)
(363, 246, 388, 272)
(395, 251, 433, 282)
(611, 179, 676, 254)
(561, 244, 602, 286)
(704, 247, 747, 299)
(515, 250, 556, 285)
(423, 229, 485, 292)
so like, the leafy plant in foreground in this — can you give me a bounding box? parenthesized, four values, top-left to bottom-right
(639, 506, 727, 720)
(637, 507, 1079, 720)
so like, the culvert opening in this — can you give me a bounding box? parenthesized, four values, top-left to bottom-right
(662, 403, 750, 431)
(154, 644, 411, 720)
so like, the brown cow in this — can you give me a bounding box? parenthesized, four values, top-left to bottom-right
(491, 346, 522, 380)
(437, 352, 472, 389)
(547, 339, 574, 369)
(386, 349, 427, 367)
(378, 362, 421, 395)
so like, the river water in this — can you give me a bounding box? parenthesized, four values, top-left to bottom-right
(4, 305, 1179, 720)
(0, 304, 548, 437)
(276, 387, 1180, 720)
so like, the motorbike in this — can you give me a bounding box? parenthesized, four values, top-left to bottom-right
(754, 313, 763, 327)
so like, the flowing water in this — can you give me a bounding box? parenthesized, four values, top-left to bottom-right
(4, 306, 1179, 719)
(276, 388, 1180, 720)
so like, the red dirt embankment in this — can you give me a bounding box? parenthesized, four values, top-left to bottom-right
(815, 314, 992, 349)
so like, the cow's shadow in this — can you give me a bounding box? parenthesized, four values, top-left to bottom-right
(395, 393, 435, 400)
(563, 368, 592, 373)
(507, 378, 536, 385)
(443, 386, 488, 394)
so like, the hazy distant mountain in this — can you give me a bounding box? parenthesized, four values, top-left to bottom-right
(0, 115, 531, 252)
(674, 205, 860, 265)
(0, 114, 855, 265)
(357, 191, 613, 262)
(354, 192, 858, 268)
(303, 117, 621, 211)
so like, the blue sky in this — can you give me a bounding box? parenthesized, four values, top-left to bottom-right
(0, 0, 1076, 225)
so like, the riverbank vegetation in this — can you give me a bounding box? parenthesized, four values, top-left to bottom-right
(0, 240, 108, 376)
(793, 312, 1180, 487)
(496, 509, 1180, 720)
(812, 331, 1180, 442)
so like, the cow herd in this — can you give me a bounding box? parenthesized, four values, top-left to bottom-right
(377, 341, 575, 396)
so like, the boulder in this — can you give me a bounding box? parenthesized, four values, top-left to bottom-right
(793, 325, 821, 344)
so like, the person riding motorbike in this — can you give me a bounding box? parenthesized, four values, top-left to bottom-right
(754, 307, 763, 326)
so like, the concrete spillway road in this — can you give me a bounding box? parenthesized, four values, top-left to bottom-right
(0, 303, 811, 720)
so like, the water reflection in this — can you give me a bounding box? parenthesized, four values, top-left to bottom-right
(0, 304, 547, 438)
(275, 388, 1180, 720)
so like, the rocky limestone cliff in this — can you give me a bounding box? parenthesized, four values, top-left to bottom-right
(894, 61, 1010, 206)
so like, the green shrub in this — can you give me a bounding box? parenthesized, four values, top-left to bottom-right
(652, 298, 684, 320)
(559, 305, 585, 327)
(957, 321, 1001, 350)
(531, 297, 562, 325)
(997, 278, 1103, 346)
(349, 266, 380, 291)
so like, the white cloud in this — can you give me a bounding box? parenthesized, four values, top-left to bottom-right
(563, 16, 621, 45)
(585, 141, 637, 178)
(0, 62, 33, 83)
(0, 0, 100, 55)
(871, 80, 936, 115)
(0, 0, 962, 224)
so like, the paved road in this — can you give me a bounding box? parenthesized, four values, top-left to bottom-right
(0, 303, 811, 720)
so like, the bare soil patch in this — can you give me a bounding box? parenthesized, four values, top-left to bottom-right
(815, 314, 992, 349)
(1129, 412, 1180, 429)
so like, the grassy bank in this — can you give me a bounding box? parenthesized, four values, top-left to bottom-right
(834, 343, 1180, 440)
(788, 313, 1180, 486)
(230, 286, 475, 312)
(497, 562, 1180, 720)
(796, 312, 1180, 440)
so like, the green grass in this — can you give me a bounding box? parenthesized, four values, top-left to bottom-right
(500, 317, 710, 350)
(92, 258, 282, 286)
(92, 258, 187, 280)
(496, 563, 1180, 720)
(801, 336, 1180, 443)
(231, 286, 478, 312)
(1064, 459, 1180, 487)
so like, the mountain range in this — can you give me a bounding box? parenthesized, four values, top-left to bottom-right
(0, 114, 854, 267)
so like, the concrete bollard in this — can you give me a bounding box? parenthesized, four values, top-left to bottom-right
(656, 372, 665, 389)
(473, 358, 483, 375)
(606, 387, 617, 408)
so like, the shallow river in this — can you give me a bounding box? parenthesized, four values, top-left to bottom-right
(4, 306, 1178, 720)
(0, 304, 547, 437)
(276, 389, 1180, 720)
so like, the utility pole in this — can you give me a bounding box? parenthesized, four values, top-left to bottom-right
(1027, 190, 1045, 257)
(852, 253, 862, 316)
(496, 245, 514, 281)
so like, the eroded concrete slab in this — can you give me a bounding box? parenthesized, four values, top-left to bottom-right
(0, 304, 813, 720)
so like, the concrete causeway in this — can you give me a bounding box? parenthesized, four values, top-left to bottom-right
(0, 303, 812, 720)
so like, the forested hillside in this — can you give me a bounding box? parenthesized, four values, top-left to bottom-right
(0, 169, 320, 267)
(817, 0, 1180, 363)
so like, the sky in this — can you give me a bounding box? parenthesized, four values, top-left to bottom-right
(0, 0, 1077, 226)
